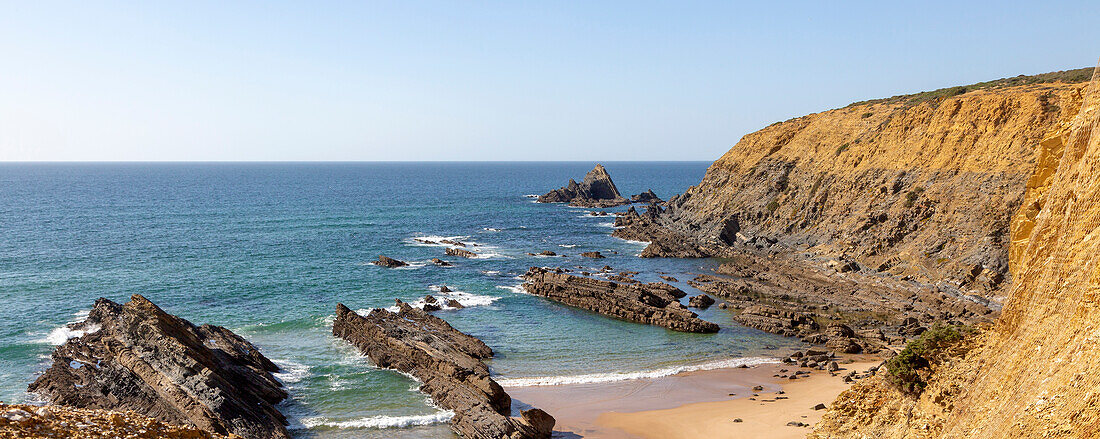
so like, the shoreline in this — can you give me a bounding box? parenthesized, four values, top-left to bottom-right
(506, 358, 880, 438)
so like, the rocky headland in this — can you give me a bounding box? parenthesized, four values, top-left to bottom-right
(537, 164, 630, 208)
(28, 294, 289, 439)
(332, 302, 555, 439)
(521, 267, 719, 333)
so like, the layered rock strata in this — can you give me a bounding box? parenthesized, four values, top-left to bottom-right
(332, 302, 554, 439)
(0, 403, 231, 439)
(28, 295, 289, 439)
(521, 267, 718, 333)
(537, 164, 629, 208)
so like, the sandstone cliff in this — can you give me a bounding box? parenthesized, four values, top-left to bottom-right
(623, 68, 1092, 295)
(813, 64, 1100, 437)
(0, 403, 230, 439)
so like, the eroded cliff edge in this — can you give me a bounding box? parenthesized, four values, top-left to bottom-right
(620, 69, 1092, 296)
(812, 65, 1100, 437)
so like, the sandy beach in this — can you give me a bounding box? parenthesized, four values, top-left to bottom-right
(507, 359, 881, 438)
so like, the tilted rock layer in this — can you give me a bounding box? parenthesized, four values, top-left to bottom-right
(626, 74, 1091, 294)
(537, 164, 630, 208)
(0, 403, 229, 439)
(813, 65, 1100, 437)
(521, 267, 718, 333)
(332, 302, 554, 439)
(28, 295, 289, 439)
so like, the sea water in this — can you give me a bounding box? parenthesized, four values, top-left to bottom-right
(0, 162, 803, 438)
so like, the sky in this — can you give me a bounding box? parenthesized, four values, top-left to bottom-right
(1, 1, 1097, 162)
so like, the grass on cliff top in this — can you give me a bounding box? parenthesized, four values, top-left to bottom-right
(885, 323, 976, 396)
(848, 67, 1094, 108)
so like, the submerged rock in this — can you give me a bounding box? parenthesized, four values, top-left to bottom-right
(521, 267, 718, 333)
(537, 164, 630, 208)
(580, 251, 605, 259)
(332, 302, 554, 439)
(28, 295, 289, 439)
(373, 255, 409, 268)
(431, 258, 452, 266)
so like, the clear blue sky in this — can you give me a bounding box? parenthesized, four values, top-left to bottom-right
(1, 1, 1097, 161)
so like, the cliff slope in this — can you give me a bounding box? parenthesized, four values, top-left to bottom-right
(813, 63, 1100, 437)
(629, 68, 1092, 295)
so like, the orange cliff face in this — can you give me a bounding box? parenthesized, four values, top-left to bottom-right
(659, 78, 1089, 294)
(813, 64, 1100, 438)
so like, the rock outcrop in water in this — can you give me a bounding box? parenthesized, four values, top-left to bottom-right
(446, 247, 478, 258)
(332, 302, 554, 439)
(630, 189, 662, 204)
(373, 255, 409, 268)
(28, 295, 289, 439)
(537, 164, 629, 208)
(813, 64, 1100, 439)
(521, 267, 718, 333)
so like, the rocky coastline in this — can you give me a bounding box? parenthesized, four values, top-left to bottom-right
(332, 302, 555, 439)
(536, 164, 630, 208)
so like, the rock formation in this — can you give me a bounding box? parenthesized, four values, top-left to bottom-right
(579, 251, 605, 259)
(813, 65, 1100, 437)
(537, 164, 630, 208)
(630, 189, 662, 204)
(0, 403, 230, 439)
(687, 294, 715, 309)
(446, 247, 477, 258)
(28, 295, 289, 439)
(332, 302, 554, 439)
(431, 258, 452, 266)
(521, 267, 718, 333)
(373, 255, 408, 268)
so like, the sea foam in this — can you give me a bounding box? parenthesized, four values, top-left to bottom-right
(292, 411, 454, 430)
(496, 356, 778, 387)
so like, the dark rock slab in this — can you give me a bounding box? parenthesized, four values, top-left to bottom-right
(28, 295, 289, 439)
(521, 267, 718, 333)
(537, 164, 629, 208)
(332, 302, 554, 439)
(373, 255, 409, 268)
(446, 247, 478, 258)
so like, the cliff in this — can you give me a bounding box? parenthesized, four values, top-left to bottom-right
(813, 64, 1100, 437)
(624, 68, 1093, 295)
(0, 403, 229, 439)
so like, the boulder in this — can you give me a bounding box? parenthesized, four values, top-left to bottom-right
(373, 255, 409, 268)
(580, 251, 605, 259)
(445, 299, 465, 309)
(630, 189, 663, 204)
(332, 303, 553, 439)
(688, 294, 716, 309)
(28, 295, 289, 439)
(537, 164, 630, 208)
(521, 267, 718, 333)
(431, 258, 452, 267)
(446, 248, 478, 259)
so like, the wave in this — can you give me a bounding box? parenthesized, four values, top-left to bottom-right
(482, 227, 502, 232)
(597, 221, 618, 228)
(292, 411, 454, 430)
(496, 357, 778, 387)
(496, 284, 528, 295)
(378, 287, 501, 313)
(405, 235, 477, 247)
(558, 244, 578, 248)
(39, 310, 97, 345)
(272, 359, 311, 385)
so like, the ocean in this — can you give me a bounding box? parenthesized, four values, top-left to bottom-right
(0, 162, 803, 438)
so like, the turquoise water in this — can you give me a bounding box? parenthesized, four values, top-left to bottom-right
(0, 162, 802, 438)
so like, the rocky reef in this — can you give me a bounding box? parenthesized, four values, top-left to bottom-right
(537, 164, 629, 208)
(332, 302, 554, 439)
(813, 65, 1100, 438)
(28, 295, 289, 439)
(373, 254, 409, 267)
(521, 267, 718, 333)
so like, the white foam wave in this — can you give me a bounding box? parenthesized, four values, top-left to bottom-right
(43, 323, 99, 346)
(497, 357, 778, 387)
(496, 284, 528, 295)
(273, 359, 311, 384)
(406, 235, 476, 247)
(383, 287, 501, 312)
(293, 411, 454, 430)
(394, 261, 428, 270)
(597, 221, 618, 228)
(482, 227, 502, 232)
(559, 244, 578, 248)
(524, 194, 539, 198)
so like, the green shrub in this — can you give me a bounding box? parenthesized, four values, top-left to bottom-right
(885, 323, 972, 396)
(766, 200, 779, 213)
(861, 112, 873, 118)
(904, 187, 924, 207)
(835, 143, 850, 156)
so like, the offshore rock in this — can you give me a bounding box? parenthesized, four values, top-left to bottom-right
(373, 255, 409, 268)
(687, 294, 715, 309)
(537, 164, 630, 208)
(332, 302, 554, 439)
(28, 295, 289, 439)
(630, 189, 663, 204)
(446, 247, 478, 258)
(521, 267, 718, 333)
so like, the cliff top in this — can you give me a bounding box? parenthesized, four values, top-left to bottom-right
(848, 66, 1093, 107)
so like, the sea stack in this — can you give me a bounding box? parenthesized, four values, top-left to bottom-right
(332, 301, 555, 439)
(537, 164, 630, 208)
(28, 295, 290, 439)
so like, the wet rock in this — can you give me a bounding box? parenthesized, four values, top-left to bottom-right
(373, 255, 409, 268)
(521, 267, 718, 333)
(431, 258, 452, 267)
(29, 295, 289, 439)
(538, 251, 557, 256)
(581, 251, 605, 259)
(688, 294, 715, 309)
(445, 299, 464, 309)
(660, 275, 678, 282)
(438, 285, 453, 293)
(446, 248, 477, 258)
(333, 302, 554, 439)
(630, 189, 663, 204)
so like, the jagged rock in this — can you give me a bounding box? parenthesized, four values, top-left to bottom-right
(537, 164, 630, 208)
(332, 302, 554, 439)
(373, 255, 409, 268)
(425, 295, 439, 303)
(521, 267, 718, 333)
(446, 248, 477, 258)
(538, 251, 557, 256)
(445, 299, 464, 309)
(660, 275, 678, 282)
(28, 295, 289, 439)
(431, 258, 453, 266)
(688, 294, 715, 309)
(580, 251, 605, 259)
(735, 305, 819, 337)
(438, 285, 453, 293)
(631, 189, 663, 204)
